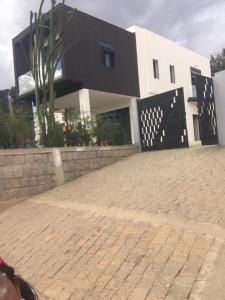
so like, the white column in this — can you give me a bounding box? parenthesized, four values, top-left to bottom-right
(129, 98, 141, 145)
(52, 148, 65, 186)
(79, 88, 91, 120)
(214, 70, 225, 145)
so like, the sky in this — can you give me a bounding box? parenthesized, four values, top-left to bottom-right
(0, 0, 225, 89)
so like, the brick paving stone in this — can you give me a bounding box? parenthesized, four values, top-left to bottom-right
(1, 146, 225, 299)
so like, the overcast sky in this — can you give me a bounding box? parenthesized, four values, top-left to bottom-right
(0, 0, 225, 89)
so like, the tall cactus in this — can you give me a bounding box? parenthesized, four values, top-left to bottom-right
(29, 0, 74, 146)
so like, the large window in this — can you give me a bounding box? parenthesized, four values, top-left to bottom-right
(190, 67, 201, 98)
(18, 59, 62, 96)
(153, 59, 159, 79)
(190, 67, 201, 85)
(170, 65, 175, 83)
(18, 71, 35, 95)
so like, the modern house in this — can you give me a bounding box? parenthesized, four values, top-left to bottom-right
(13, 5, 212, 147)
(13, 6, 140, 145)
(127, 26, 211, 145)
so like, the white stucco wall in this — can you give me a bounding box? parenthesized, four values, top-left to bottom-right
(213, 70, 225, 145)
(127, 26, 211, 145)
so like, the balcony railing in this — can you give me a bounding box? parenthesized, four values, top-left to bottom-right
(18, 61, 62, 96)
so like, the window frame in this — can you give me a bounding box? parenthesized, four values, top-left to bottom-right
(153, 59, 159, 79)
(99, 42, 115, 69)
(170, 65, 176, 83)
(190, 67, 201, 85)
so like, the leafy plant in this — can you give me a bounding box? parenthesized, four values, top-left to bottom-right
(0, 114, 11, 148)
(94, 116, 121, 146)
(0, 100, 34, 149)
(47, 122, 64, 147)
(64, 108, 94, 146)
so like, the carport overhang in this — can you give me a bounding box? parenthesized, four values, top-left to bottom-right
(54, 89, 140, 145)
(54, 89, 132, 115)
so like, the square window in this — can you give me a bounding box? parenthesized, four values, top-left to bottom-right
(153, 59, 159, 79)
(170, 65, 175, 83)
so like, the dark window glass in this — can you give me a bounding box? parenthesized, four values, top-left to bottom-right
(193, 115, 200, 141)
(102, 50, 115, 68)
(153, 59, 159, 79)
(170, 65, 175, 83)
(190, 67, 201, 85)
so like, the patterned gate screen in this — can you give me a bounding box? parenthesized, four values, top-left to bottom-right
(196, 75, 218, 145)
(138, 88, 189, 151)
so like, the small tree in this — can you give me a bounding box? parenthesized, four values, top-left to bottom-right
(29, 0, 75, 146)
(210, 48, 225, 76)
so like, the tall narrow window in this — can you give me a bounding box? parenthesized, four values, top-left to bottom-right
(193, 115, 200, 141)
(99, 42, 115, 68)
(102, 50, 114, 68)
(190, 67, 201, 85)
(170, 65, 175, 83)
(153, 59, 159, 79)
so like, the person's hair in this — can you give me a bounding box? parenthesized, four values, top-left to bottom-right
(0, 263, 38, 300)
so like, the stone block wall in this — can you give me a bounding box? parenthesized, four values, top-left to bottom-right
(0, 150, 55, 201)
(0, 145, 139, 201)
(61, 146, 138, 182)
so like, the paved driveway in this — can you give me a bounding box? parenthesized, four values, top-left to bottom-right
(1, 146, 225, 299)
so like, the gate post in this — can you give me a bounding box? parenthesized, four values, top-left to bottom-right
(213, 70, 225, 145)
(129, 98, 141, 145)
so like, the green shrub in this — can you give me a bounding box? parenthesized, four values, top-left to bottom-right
(0, 100, 35, 149)
(94, 117, 121, 146)
(47, 123, 65, 147)
(0, 115, 11, 148)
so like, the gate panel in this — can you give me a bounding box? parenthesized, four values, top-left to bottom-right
(196, 75, 218, 145)
(138, 88, 189, 151)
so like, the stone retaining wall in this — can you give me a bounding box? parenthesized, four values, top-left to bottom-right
(0, 145, 139, 201)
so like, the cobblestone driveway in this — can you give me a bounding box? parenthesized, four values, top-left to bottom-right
(1, 146, 225, 299)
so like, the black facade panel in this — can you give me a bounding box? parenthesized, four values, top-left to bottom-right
(196, 75, 219, 145)
(62, 10, 139, 97)
(13, 6, 140, 99)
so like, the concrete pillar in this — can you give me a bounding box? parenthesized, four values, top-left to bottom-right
(129, 98, 141, 145)
(52, 148, 65, 186)
(79, 89, 91, 120)
(213, 70, 225, 145)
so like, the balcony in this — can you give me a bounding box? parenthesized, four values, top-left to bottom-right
(18, 61, 63, 96)
(188, 85, 198, 103)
